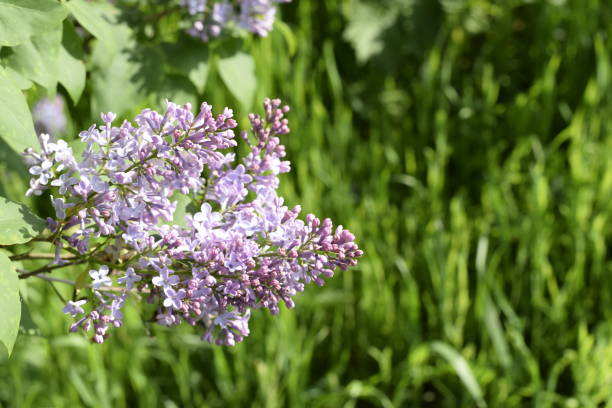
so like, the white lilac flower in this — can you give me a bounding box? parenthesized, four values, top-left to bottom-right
(28, 159, 53, 177)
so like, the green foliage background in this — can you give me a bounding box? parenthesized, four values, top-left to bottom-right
(1, 0, 612, 406)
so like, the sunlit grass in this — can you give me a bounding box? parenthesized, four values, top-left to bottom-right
(1, 1, 612, 407)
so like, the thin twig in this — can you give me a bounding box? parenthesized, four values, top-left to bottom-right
(33, 274, 76, 286)
(17, 260, 87, 279)
(144, 6, 181, 21)
(10, 252, 76, 261)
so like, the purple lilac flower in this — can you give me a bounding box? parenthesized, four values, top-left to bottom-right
(152, 268, 180, 289)
(32, 96, 67, 136)
(63, 300, 87, 317)
(238, 0, 277, 36)
(163, 288, 187, 309)
(117, 267, 142, 289)
(25, 98, 362, 346)
(181, 0, 207, 15)
(90, 266, 112, 289)
(50, 195, 74, 219)
(181, 0, 292, 41)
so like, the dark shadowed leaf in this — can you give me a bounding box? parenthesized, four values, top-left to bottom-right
(19, 297, 40, 336)
(343, 1, 396, 63)
(157, 74, 199, 110)
(162, 34, 210, 94)
(0, 138, 30, 203)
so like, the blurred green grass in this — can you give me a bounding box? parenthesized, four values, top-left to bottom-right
(2, 0, 612, 406)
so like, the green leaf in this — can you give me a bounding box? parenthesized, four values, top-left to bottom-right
(58, 21, 86, 104)
(157, 74, 199, 110)
(0, 196, 45, 245)
(275, 20, 297, 57)
(0, 67, 38, 154)
(2, 67, 33, 90)
(87, 13, 141, 117)
(58, 46, 86, 103)
(169, 190, 193, 228)
(0, 0, 67, 47)
(343, 1, 395, 63)
(0, 138, 30, 203)
(68, 138, 86, 161)
(90, 44, 164, 118)
(65, 0, 119, 49)
(0, 251, 20, 357)
(431, 342, 487, 408)
(19, 297, 40, 336)
(74, 269, 89, 290)
(162, 35, 210, 94)
(218, 51, 256, 109)
(4, 26, 63, 93)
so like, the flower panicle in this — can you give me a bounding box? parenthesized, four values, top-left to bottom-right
(180, 0, 292, 41)
(26, 97, 362, 346)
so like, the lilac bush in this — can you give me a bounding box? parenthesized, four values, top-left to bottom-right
(180, 0, 292, 41)
(23, 98, 361, 345)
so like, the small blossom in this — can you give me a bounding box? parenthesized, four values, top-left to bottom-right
(163, 288, 186, 309)
(101, 112, 117, 124)
(117, 267, 142, 289)
(90, 266, 112, 289)
(50, 195, 74, 219)
(51, 173, 78, 194)
(152, 268, 180, 288)
(63, 300, 87, 317)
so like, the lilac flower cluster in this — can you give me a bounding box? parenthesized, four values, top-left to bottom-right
(180, 0, 292, 41)
(25, 98, 361, 345)
(32, 96, 67, 137)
